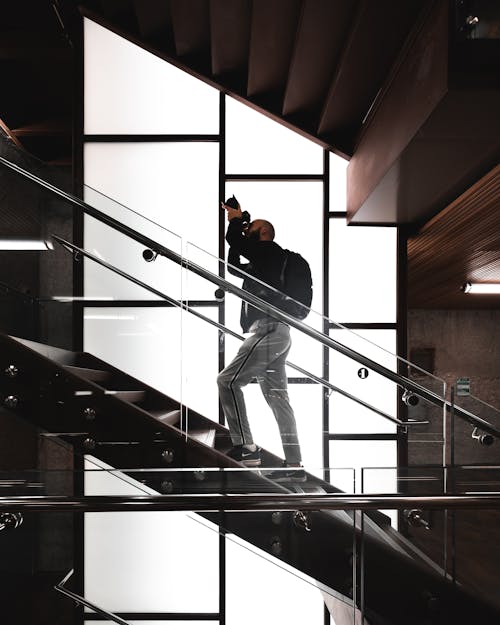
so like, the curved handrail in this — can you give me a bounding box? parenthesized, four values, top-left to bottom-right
(52, 235, 425, 428)
(1, 156, 499, 438)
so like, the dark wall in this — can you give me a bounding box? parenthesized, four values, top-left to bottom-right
(405, 308, 500, 612)
(408, 308, 500, 466)
(0, 130, 74, 348)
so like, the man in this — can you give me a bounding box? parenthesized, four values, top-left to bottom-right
(217, 197, 305, 482)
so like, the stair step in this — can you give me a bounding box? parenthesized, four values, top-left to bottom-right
(189, 428, 216, 448)
(64, 365, 111, 383)
(149, 409, 181, 426)
(104, 390, 145, 403)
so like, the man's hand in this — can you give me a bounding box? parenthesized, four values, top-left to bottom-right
(221, 201, 243, 222)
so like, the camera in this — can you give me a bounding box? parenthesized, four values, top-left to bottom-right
(225, 195, 250, 226)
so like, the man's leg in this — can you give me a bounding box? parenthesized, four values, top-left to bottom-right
(217, 328, 275, 447)
(257, 324, 302, 466)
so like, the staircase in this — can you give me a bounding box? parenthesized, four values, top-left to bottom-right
(2, 331, 500, 625)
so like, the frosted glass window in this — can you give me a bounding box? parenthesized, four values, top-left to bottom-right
(225, 97, 323, 174)
(84, 216, 181, 301)
(84, 142, 219, 256)
(329, 393, 397, 435)
(224, 181, 323, 319)
(329, 329, 397, 428)
(226, 534, 326, 625)
(85, 458, 219, 613)
(329, 440, 397, 494)
(84, 307, 219, 416)
(329, 219, 396, 323)
(84, 19, 219, 134)
(329, 152, 348, 212)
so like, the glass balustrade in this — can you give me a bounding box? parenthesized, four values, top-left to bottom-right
(2, 465, 500, 625)
(0, 464, 358, 624)
(1, 154, 500, 482)
(360, 465, 500, 624)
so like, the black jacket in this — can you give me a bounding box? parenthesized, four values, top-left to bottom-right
(226, 217, 285, 332)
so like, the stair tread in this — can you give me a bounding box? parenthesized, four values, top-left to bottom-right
(104, 390, 145, 403)
(64, 365, 110, 382)
(189, 427, 216, 448)
(149, 408, 181, 425)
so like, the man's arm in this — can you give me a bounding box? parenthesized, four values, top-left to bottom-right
(225, 216, 260, 263)
(226, 217, 252, 277)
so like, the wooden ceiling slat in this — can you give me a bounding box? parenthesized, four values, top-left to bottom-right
(133, 0, 174, 47)
(318, 0, 426, 147)
(210, 0, 251, 77)
(282, 0, 353, 117)
(247, 0, 302, 98)
(170, 0, 210, 57)
(408, 165, 500, 309)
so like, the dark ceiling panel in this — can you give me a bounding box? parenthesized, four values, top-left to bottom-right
(133, 0, 174, 46)
(210, 0, 251, 77)
(247, 0, 301, 98)
(282, 0, 354, 117)
(318, 0, 428, 150)
(408, 165, 500, 309)
(170, 0, 210, 57)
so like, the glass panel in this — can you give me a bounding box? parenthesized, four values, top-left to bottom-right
(329, 329, 397, 429)
(225, 534, 331, 625)
(450, 392, 500, 465)
(84, 460, 219, 613)
(329, 441, 397, 495)
(329, 152, 348, 212)
(84, 307, 183, 402)
(83, 217, 176, 300)
(84, 142, 220, 256)
(225, 97, 323, 174)
(84, 18, 219, 134)
(329, 218, 397, 323)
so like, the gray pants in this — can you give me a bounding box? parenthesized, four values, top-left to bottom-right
(217, 320, 302, 465)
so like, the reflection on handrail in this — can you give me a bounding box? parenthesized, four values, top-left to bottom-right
(1, 156, 498, 438)
(52, 235, 426, 429)
(3, 493, 500, 512)
(55, 569, 130, 625)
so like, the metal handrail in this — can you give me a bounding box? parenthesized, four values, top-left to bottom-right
(55, 569, 129, 625)
(2, 156, 499, 438)
(1, 493, 500, 512)
(52, 235, 425, 429)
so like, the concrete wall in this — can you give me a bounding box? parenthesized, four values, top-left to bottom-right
(408, 309, 500, 466)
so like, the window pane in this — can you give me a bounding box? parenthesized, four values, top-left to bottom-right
(226, 534, 325, 625)
(329, 152, 348, 211)
(85, 459, 219, 612)
(329, 218, 397, 323)
(83, 216, 181, 301)
(84, 142, 219, 257)
(329, 329, 397, 431)
(84, 307, 219, 415)
(225, 97, 323, 174)
(329, 440, 397, 494)
(84, 19, 219, 134)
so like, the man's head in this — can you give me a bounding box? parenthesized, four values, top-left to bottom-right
(245, 219, 275, 241)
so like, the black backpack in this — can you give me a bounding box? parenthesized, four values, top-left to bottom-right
(279, 250, 313, 319)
